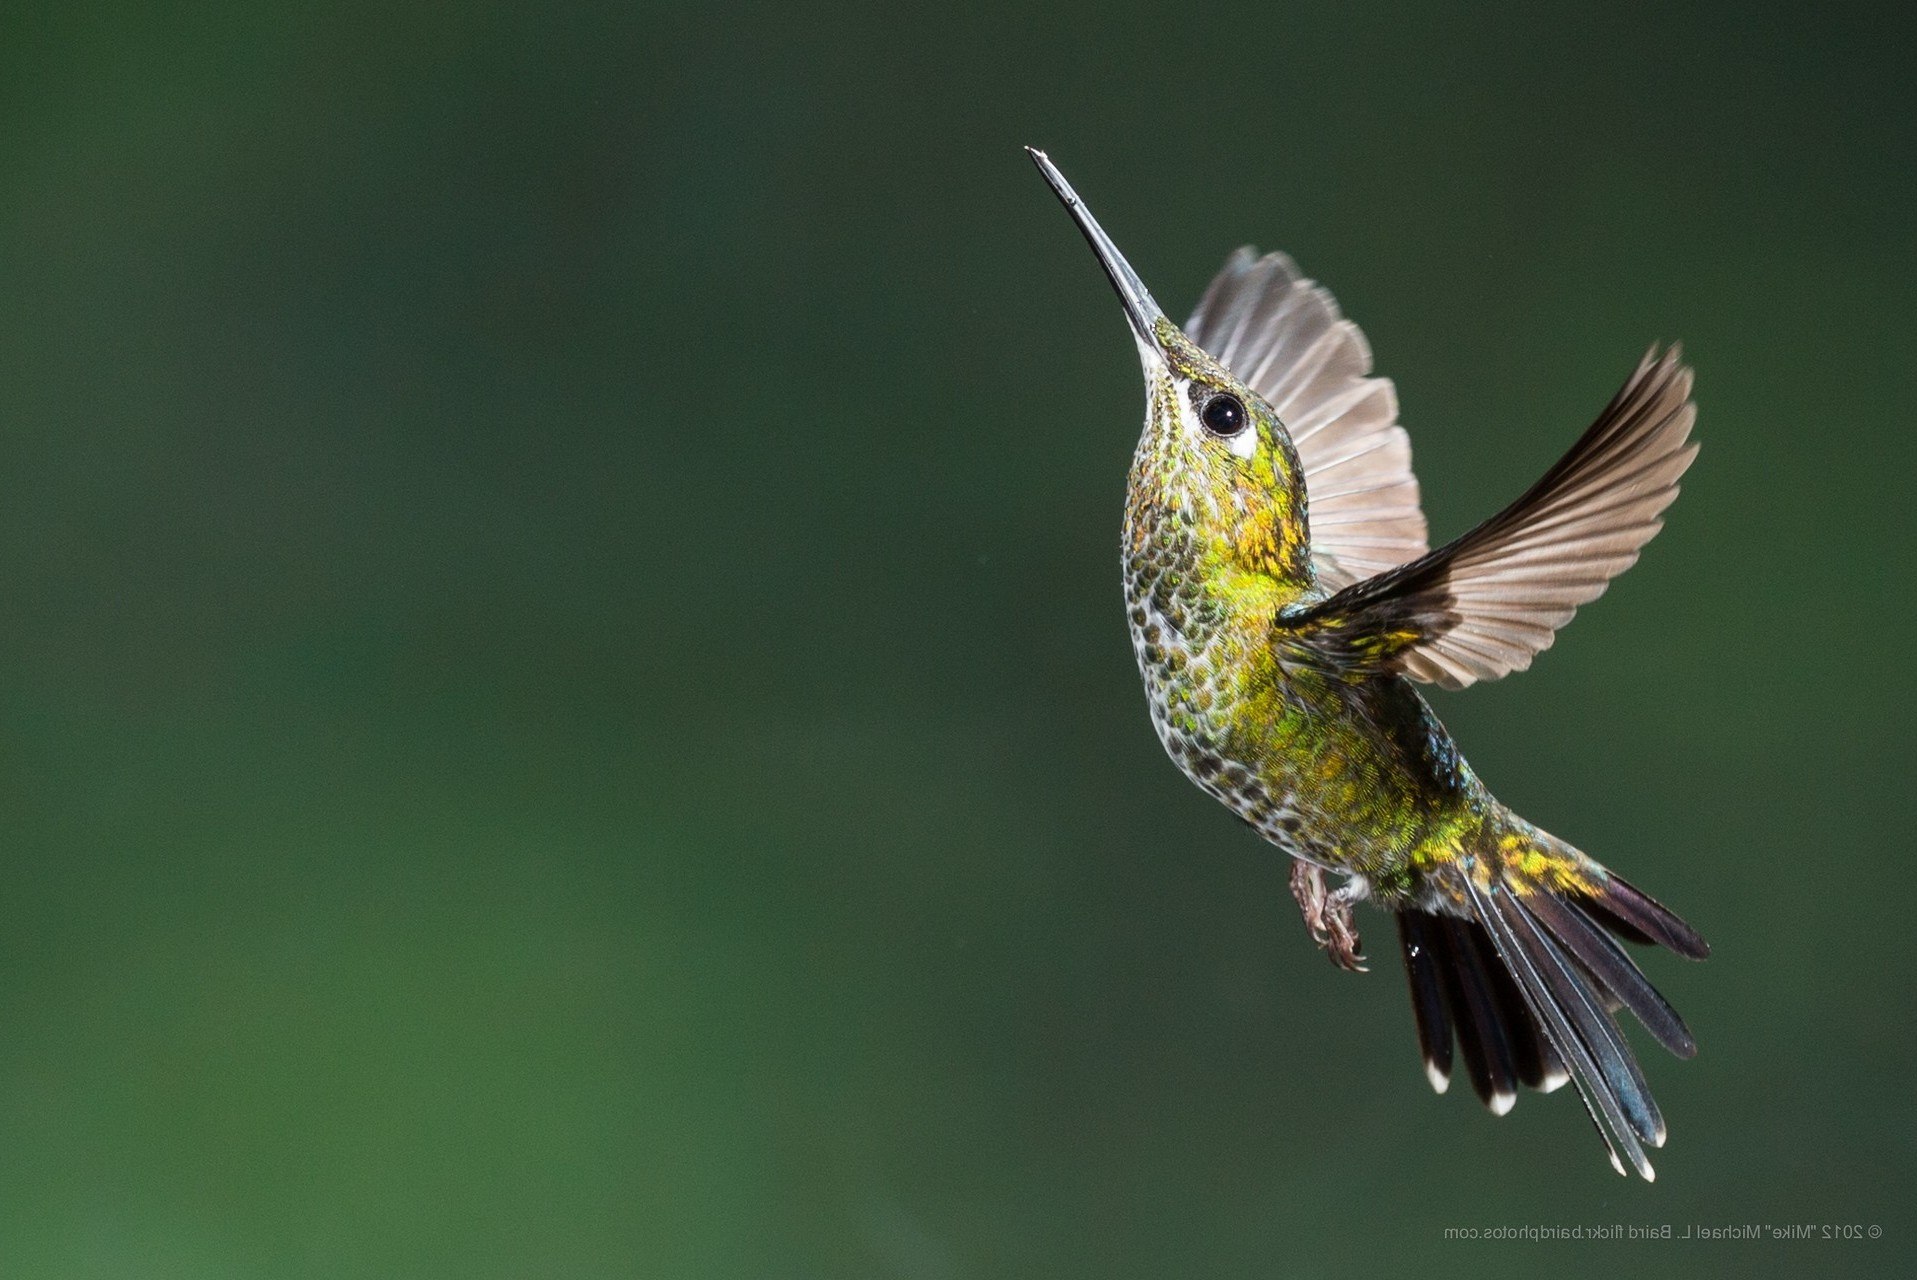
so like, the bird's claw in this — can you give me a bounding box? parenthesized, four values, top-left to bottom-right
(1289, 860, 1368, 972)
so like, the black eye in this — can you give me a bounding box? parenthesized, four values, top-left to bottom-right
(1201, 393, 1247, 437)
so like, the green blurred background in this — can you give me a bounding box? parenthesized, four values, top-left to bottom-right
(0, 1, 1910, 1275)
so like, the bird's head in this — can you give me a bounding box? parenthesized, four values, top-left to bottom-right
(1028, 148, 1312, 588)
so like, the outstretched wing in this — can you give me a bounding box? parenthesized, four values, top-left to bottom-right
(1276, 346, 1698, 690)
(1186, 248, 1426, 588)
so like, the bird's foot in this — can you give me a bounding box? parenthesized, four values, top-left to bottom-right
(1289, 861, 1368, 972)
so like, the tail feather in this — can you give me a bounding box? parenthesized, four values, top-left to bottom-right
(1585, 872, 1711, 959)
(1435, 916, 1519, 1115)
(1394, 912, 1566, 1102)
(1522, 888, 1696, 1058)
(1472, 877, 1665, 1153)
(1475, 923, 1563, 1092)
(1394, 849, 1707, 1181)
(1397, 912, 1454, 1094)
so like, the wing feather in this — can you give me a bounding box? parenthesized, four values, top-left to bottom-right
(1278, 346, 1698, 689)
(1186, 249, 1427, 588)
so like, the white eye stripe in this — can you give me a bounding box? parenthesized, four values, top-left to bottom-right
(1171, 378, 1203, 438)
(1227, 423, 1259, 459)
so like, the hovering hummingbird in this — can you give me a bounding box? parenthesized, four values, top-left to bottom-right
(1027, 147, 1709, 1180)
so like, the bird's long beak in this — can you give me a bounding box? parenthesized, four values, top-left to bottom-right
(1027, 147, 1168, 360)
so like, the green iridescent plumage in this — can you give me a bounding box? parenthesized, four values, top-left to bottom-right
(1030, 148, 1710, 1180)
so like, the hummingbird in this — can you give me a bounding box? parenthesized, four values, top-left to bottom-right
(1027, 147, 1708, 1180)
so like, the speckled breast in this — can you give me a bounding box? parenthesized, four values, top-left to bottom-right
(1120, 549, 1344, 872)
